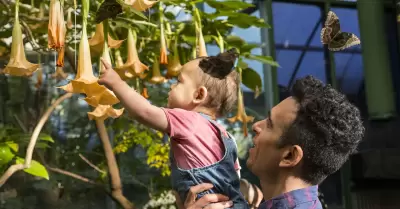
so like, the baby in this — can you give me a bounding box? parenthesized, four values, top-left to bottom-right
(99, 48, 248, 208)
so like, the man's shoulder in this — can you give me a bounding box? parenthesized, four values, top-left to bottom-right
(258, 199, 323, 209)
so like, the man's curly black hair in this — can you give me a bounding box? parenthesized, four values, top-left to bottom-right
(279, 75, 365, 184)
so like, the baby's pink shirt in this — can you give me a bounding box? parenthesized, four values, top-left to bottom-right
(162, 108, 240, 171)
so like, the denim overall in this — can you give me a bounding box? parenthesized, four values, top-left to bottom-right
(170, 114, 249, 208)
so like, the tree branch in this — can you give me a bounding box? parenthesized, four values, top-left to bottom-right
(7, 0, 40, 13)
(79, 153, 106, 174)
(0, 93, 73, 187)
(95, 119, 134, 209)
(46, 166, 99, 185)
(20, 14, 48, 22)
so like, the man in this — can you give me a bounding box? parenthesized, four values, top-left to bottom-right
(175, 75, 365, 209)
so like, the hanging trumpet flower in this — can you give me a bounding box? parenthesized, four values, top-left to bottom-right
(35, 68, 43, 89)
(148, 58, 166, 84)
(114, 50, 133, 80)
(125, 0, 157, 11)
(227, 68, 254, 136)
(115, 29, 149, 76)
(59, 0, 119, 107)
(88, 105, 124, 121)
(51, 67, 68, 81)
(88, 23, 124, 56)
(48, 0, 66, 67)
(159, 3, 168, 65)
(3, 0, 39, 77)
(166, 38, 182, 78)
(227, 90, 254, 137)
(194, 8, 207, 57)
(66, 8, 73, 29)
(141, 86, 149, 99)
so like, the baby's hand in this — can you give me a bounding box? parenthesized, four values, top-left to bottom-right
(98, 58, 123, 90)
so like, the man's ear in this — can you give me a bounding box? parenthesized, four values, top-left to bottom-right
(193, 86, 208, 104)
(279, 145, 303, 168)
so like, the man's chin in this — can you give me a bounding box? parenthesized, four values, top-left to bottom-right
(246, 159, 253, 171)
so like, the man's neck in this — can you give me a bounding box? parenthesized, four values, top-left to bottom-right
(259, 175, 312, 201)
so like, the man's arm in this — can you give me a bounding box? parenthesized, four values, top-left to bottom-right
(98, 58, 168, 132)
(174, 183, 233, 209)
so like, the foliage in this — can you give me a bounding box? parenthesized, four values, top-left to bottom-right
(114, 122, 170, 177)
(0, 125, 53, 179)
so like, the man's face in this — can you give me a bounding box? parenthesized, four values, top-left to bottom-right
(247, 97, 301, 180)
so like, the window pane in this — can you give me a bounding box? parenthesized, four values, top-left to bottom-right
(272, 2, 322, 47)
(276, 50, 302, 87)
(294, 51, 327, 84)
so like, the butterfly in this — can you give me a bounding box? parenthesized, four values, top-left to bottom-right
(95, 0, 123, 24)
(321, 11, 361, 51)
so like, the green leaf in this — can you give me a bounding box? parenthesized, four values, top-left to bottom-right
(16, 157, 49, 180)
(6, 142, 18, 152)
(237, 60, 248, 69)
(228, 14, 269, 28)
(205, 0, 255, 11)
(225, 35, 246, 48)
(164, 11, 176, 20)
(0, 145, 15, 165)
(114, 17, 158, 28)
(181, 35, 213, 44)
(38, 133, 55, 143)
(246, 54, 280, 67)
(242, 68, 262, 93)
(241, 43, 260, 54)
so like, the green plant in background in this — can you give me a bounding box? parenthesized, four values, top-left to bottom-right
(114, 123, 170, 177)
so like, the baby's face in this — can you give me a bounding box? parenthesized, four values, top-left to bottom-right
(167, 59, 202, 110)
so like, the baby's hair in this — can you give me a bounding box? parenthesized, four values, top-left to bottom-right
(197, 48, 239, 117)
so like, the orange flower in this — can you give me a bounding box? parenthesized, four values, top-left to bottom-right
(159, 5, 168, 65)
(115, 29, 149, 76)
(87, 105, 124, 121)
(197, 29, 207, 57)
(66, 8, 73, 29)
(160, 29, 168, 65)
(113, 49, 134, 80)
(141, 87, 149, 99)
(88, 23, 124, 56)
(227, 90, 254, 137)
(166, 39, 182, 78)
(125, 0, 157, 11)
(194, 8, 207, 57)
(2, 3, 39, 77)
(51, 67, 68, 81)
(48, 0, 66, 49)
(48, 0, 66, 67)
(35, 68, 43, 89)
(83, 36, 120, 107)
(58, 12, 119, 107)
(148, 58, 166, 84)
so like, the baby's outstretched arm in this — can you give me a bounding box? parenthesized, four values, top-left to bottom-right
(98, 58, 168, 132)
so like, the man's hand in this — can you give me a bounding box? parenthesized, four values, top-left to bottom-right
(174, 183, 233, 209)
(98, 58, 123, 90)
